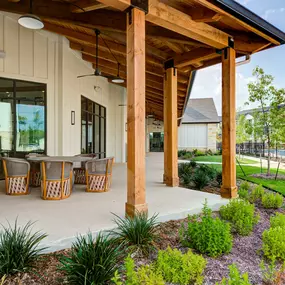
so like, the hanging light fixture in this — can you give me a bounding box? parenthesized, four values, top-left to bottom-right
(111, 63, 125, 84)
(18, 0, 44, 30)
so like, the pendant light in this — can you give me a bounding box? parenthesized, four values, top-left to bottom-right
(112, 63, 125, 84)
(18, 0, 44, 30)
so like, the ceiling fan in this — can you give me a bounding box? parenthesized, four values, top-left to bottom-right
(77, 29, 125, 84)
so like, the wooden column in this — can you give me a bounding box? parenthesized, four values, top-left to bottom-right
(125, 8, 148, 217)
(163, 67, 179, 187)
(221, 47, 238, 198)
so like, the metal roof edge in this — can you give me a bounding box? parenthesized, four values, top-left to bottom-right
(212, 0, 285, 44)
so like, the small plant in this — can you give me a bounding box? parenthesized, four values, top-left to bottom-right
(260, 259, 285, 285)
(249, 184, 265, 203)
(60, 232, 122, 285)
(0, 275, 6, 285)
(270, 213, 285, 229)
(199, 164, 217, 180)
(189, 160, 197, 168)
(183, 152, 193, 160)
(262, 227, 285, 261)
(155, 247, 206, 285)
(239, 181, 251, 192)
(112, 256, 165, 285)
(0, 220, 47, 276)
(192, 168, 210, 190)
(180, 201, 232, 257)
(178, 162, 193, 178)
(178, 149, 187, 158)
(111, 212, 159, 254)
(238, 188, 249, 200)
(262, 193, 283, 209)
(215, 264, 252, 285)
(220, 199, 259, 236)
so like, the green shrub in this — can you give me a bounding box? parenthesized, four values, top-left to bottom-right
(189, 160, 197, 168)
(239, 181, 251, 192)
(178, 149, 187, 158)
(182, 152, 193, 159)
(249, 184, 265, 203)
(260, 259, 285, 284)
(195, 150, 206, 156)
(216, 264, 252, 285)
(178, 163, 193, 178)
(216, 171, 223, 186)
(192, 168, 210, 190)
(238, 188, 249, 200)
(155, 247, 206, 285)
(270, 213, 285, 229)
(0, 221, 47, 276)
(111, 212, 159, 254)
(262, 227, 285, 261)
(60, 233, 122, 285)
(112, 256, 165, 285)
(220, 199, 259, 236)
(199, 164, 217, 179)
(262, 193, 283, 209)
(180, 201, 233, 257)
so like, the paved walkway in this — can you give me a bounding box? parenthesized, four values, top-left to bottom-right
(0, 153, 227, 252)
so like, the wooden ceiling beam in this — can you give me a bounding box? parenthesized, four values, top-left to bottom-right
(192, 0, 279, 45)
(95, 0, 130, 11)
(173, 47, 218, 68)
(71, 0, 107, 13)
(146, 0, 230, 49)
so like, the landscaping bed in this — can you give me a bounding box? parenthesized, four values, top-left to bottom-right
(2, 186, 285, 285)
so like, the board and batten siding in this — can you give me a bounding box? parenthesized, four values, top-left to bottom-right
(178, 123, 217, 152)
(0, 12, 127, 162)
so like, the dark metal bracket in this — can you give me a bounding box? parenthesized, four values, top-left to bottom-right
(125, 0, 148, 22)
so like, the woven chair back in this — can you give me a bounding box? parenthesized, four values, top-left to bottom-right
(2, 157, 30, 176)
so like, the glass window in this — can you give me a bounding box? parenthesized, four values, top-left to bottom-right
(81, 96, 106, 158)
(0, 78, 46, 178)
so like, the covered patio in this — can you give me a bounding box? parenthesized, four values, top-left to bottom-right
(0, 153, 226, 252)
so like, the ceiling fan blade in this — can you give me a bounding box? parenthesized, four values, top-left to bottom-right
(77, 74, 96, 78)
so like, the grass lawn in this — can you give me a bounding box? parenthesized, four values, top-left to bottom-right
(192, 155, 258, 165)
(211, 163, 285, 195)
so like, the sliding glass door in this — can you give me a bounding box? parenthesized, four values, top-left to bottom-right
(0, 78, 46, 178)
(81, 96, 106, 158)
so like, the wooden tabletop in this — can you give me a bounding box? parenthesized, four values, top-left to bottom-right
(26, 156, 94, 163)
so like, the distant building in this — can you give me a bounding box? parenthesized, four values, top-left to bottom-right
(178, 98, 220, 152)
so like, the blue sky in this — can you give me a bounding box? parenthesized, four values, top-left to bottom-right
(191, 0, 285, 115)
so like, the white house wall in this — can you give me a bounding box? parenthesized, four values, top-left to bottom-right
(178, 123, 217, 151)
(0, 12, 127, 162)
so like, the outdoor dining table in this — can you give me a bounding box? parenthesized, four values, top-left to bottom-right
(26, 156, 93, 164)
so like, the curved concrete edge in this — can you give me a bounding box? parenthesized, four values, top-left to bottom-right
(41, 198, 229, 253)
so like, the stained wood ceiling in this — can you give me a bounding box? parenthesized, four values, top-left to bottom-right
(2, 0, 283, 120)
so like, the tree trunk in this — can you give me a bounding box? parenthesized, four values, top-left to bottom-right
(239, 145, 241, 160)
(267, 140, 271, 176)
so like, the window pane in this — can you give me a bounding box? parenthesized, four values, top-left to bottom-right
(81, 111, 86, 153)
(95, 116, 100, 154)
(88, 100, 93, 113)
(81, 97, 86, 111)
(101, 106, 105, 117)
(100, 118, 105, 154)
(0, 78, 14, 153)
(95, 104, 100, 115)
(15, 81, 45, 153)
(87, 113, 93, 153)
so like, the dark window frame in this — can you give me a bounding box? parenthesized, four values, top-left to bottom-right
(81, 96, 106, 158)
(0, 77, 47, 157)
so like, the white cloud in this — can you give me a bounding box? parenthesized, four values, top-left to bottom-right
(190, 65, 256, 115)
(263, 7, 285, 20)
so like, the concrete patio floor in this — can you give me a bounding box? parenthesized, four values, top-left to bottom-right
(0, 153, 227, 252)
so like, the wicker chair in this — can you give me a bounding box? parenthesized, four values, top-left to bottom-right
(41, 160, 73, 200)
(86, 157, 114, 192)
(2, 157, 30, 195)
(74, 154, 97, 184)
(26, 153, 47, 187)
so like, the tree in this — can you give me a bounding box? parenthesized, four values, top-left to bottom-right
(247, 67, 285, 175)
(236, 114, 250, 159)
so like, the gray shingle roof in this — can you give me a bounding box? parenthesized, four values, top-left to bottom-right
(182, 98, 219, 124)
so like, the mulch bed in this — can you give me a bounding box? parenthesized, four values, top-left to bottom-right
(251, 173, 285, 180)
(4, 203, 285, 285)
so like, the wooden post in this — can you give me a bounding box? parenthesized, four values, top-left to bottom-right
(164, 67, 179, 187)
(221, 47, 238, 198)
(125, 8, 148, 217)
